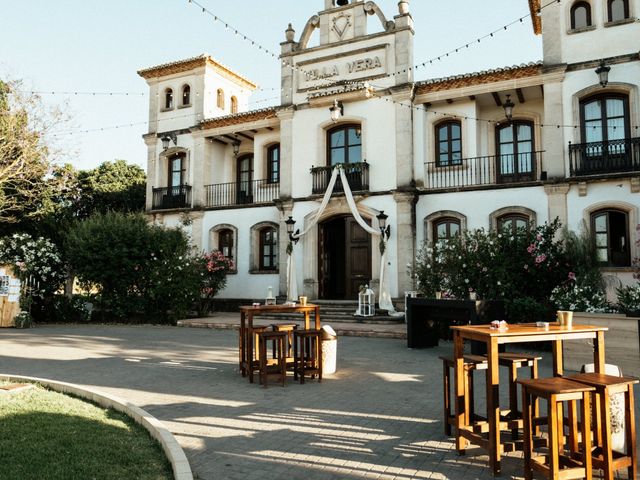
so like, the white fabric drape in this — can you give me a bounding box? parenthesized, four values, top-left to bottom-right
(286, 165, 397, 314)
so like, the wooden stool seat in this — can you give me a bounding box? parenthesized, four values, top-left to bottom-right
(566, 372, 638, 480)
(439, 355, 488, 436)
(246, 325, 269, 383)
(293, 329, 322, 384)
(271, 323, 297, 369)
(497, 351, 542, 439)
(257, 330, 287, 388)
(519, 377, 595, 480)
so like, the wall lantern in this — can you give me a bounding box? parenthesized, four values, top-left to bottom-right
(161, 133, 177, 151)
(595, 61, 611, 88)
(232, 139, 241, 156)
(376, 210, 391, 240)
(285, 216, 299, 245)
(502, 94, 515, 122)
(329, 99, 344, 123)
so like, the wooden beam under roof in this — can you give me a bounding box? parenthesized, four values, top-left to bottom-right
(516, 88, 525, 104)
(210, 137, 228, 146)
(468, 95, 476, 101)
(237, 132, 254, 141)
(446, 99, 454, 104)
(223, 134, 240, 143)
(491, 92, 502, 107)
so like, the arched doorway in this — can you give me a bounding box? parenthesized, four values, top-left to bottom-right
(318, 215, 371, 299)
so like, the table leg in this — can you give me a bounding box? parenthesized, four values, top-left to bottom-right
(304, 311, 310, 330)
(453, 331, 466, 454)
(487, 337, 501, 475)
(248, 313, 255, 383)
(552, 340, 563, 377)
(314, 306, 320, 330)
(239, 312, 246, 376)
(594, 331, 605, 373)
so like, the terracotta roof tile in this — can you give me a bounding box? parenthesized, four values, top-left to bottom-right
(415, 62, 543, 95)
(199, 107, 280, 129)
(138, 54, 257, 89)
(529, 0, 542, 35)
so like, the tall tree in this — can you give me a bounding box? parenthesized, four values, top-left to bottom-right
(0, 80, 53, 223)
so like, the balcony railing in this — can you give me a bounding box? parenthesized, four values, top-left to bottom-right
(311, 162, 370, 195)
(425, 151, 543, 190)
(569, 137, 640, 177)
(205, 179, 279, 207)
(152, 185, 192, 210)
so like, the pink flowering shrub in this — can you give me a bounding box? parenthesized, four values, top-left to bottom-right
(413, 219, 572, 322)
(195, 250, 234, 317)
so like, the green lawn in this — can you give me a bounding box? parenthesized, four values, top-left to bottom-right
(0, 383, 173, 480)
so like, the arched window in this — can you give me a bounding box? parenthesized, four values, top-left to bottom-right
(498, 213, 531, 236)
(230, 96, 238, 114)
(591, 209, 630, 266)
(267, 144, 280, 184)
(435, 120, 462, 166)
(608, 0, 629, 21)
(581, 93, 630, 144)
(327, 124, 362, 166)
(259, 227, 278, 271)
(571, 1, 592, 28)
(217, 89, 225, 109)
(433, 217, 461, 241)
(168, 152, 185, 188)
(164, 88, 174, 110)
(496, 121, 535, 183)
(218, 229, 234, 260)
(182, 85, 191, 106)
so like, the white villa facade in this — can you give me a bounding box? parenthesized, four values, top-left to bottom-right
(139, 0, 640, 303)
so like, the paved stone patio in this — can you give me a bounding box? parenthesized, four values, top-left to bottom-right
(0, 324, 637, 479)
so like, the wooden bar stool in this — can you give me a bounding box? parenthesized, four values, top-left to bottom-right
(293, 329, 322, 384)
(271, 323, 297, 369)
(247, 325, 269, 383)
(439, 354, 488, 436)
(519, 377, 594, 480)
(257, 330, 287, 388)
(498, 352, 542, 439)
(566, 372, 638, 480)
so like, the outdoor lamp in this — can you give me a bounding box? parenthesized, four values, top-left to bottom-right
(329, 100, 344, 123)
(232, 139, 241, 156)
(595, 61, 611, 88)
(285, 216, 299, 244)
(502, 94, 515, 122)
(161, 133, 177, 151)
(376, 210, 390, 240)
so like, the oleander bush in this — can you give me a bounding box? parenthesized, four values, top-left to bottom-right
(66, 212, 203, 323)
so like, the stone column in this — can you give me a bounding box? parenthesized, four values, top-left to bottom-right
(544, 183, 570, 229)
(541, 70, 567, 179)
(277, 201, 294, 297)
(541, 2, 562, 65)
(143, 134, 158, 212)
(393, 10, 415, 85)
(190, 211, 205, 252)
(191, 135, 207, 208)
(277, 108, 295, 199)
(393, 191, 415, 296)
(392, 85, 415, 189)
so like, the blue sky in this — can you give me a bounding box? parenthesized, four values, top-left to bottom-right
(0, 0, 542, 170)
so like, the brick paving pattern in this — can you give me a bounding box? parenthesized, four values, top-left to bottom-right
(0, 323, 637, 479)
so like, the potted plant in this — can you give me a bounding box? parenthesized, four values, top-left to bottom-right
(14, 311, 32, 329)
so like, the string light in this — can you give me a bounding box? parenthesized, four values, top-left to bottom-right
(14, 90, 146, 97)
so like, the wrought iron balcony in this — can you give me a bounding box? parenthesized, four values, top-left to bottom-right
(569, 137, 640, 177)
(205, 179, 279, 207)
(152, 185, 192, 210)
(311, 162, 370, 195)
(424, 151, 543, 190)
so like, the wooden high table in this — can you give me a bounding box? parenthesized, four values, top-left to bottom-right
(239, 304, 321, 382)
(451, 323, 608, 475)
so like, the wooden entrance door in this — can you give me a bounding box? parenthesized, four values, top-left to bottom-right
(318, 217, 371, 300)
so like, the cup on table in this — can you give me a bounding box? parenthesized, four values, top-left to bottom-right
(557, 310, 573, 328)
(435, 291, 442, 299)
(299, 296, 307, 306)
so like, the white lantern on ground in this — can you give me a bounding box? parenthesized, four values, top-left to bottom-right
(357, 285, 375, 317)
